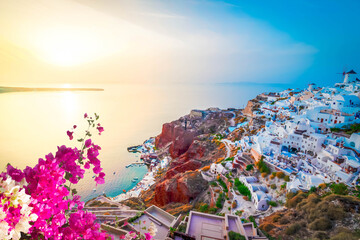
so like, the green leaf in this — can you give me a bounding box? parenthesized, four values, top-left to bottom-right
(77, 138, 84, 142)
(64, 172, 72, 181)
(71, 189, 78, 195)
(64, 185, 70, 191)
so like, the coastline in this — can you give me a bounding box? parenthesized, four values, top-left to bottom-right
(0, 86, 104, 93)
(111, 137, 169, 203)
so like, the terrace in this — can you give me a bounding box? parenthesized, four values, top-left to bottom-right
(130, 205, 176, 239)
(186, 212, 226, 239)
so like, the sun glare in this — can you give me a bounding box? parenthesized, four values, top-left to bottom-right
(35, 27, 109, 67)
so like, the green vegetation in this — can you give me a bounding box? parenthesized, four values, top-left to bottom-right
(330, 183, 348, 195)
(234, 178, 251, 200)
(128, 212, 144, 223)
(256, 157, 270, 174)
(248, 216, 257, 227)
(177, 223, 186, 233)
(209, 207, 217, 214)
(331, 123, 360, 135)
(225, 157, 234, 161)
(276, 171, 284, 179)
(218, 178, 228, 192)
(270, 97, 288, 105)
(210, 181, 218, 187)
(267, 201, 278, 207)
(228, 231, 246, 240)
(246, 164, 254, 171)
(270, 184, 276, 190)
(199, 203, 209, 213)
(284, 175, 290, 182)
(216, 192, 225, 208)
(272, 192, 360, 239)
(285, 223, 301, 235)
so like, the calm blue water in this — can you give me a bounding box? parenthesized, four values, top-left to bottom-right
(0, 83, 290, 201)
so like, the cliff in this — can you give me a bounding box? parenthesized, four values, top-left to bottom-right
(140, 109, 232, 209)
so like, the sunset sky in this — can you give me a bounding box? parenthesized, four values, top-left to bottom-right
(0, 0, 359, 86)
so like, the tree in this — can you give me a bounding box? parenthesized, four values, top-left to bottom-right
(246, 164, 254, 171)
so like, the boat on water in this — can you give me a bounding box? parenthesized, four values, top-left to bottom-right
(93, 188, 96, 192)
(133, 177, 139, 180)
(123, 189, 126, 193)
(131, 180, 136, 183)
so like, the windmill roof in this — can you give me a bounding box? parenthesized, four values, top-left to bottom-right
(347, 69, 357, 74)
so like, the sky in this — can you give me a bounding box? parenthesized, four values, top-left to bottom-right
(0, 0, 359, 87)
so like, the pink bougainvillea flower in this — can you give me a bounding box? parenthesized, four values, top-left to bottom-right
(85, 139, 92, 148)
(84, 162, 90, 169)
(6, 164, 24, 182)
(97, 126, 104, 135)
(67, 131, 74, 140)
(123, 221, 128, 227)
(84, 113, 88, 118)
(145, 233, 153, 240)
(73, 125, 77, 129)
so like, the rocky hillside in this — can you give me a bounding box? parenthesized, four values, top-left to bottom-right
(259, 191, 360, 240)
(138, 109, 236, 211)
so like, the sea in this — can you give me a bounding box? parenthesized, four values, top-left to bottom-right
(0, 82, 292, 201)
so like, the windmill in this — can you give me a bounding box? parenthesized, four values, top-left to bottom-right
(337, 67, 357, 83)
(337, 67, 347, 83)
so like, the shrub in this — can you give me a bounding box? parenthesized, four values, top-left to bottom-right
(261, 223, 275, 232)
(209, 207, 217, 214)
(271, 172, 276, 177)
(268, 201, 278, 207)
(330, 230, 358, 240)
(286, 191, 307, 208)
(330, 183, 348, 195)
(319, 183, 327, 189)
(228, 231, 246, 240)
(269, 175, 275, 180)
(276, 171, 285, 179)
(246, 164, 254, 171)
(248, 216, 257, 227)
(261, 172, 268, 178)
(177, 224, 186, 233)
(256, 157, 270, 174)
(235, 210, 243, 216)
(199, 203, 209, 213)
(284, 175, 290, 182)
(234, 178, 251, 200)
(218, 178, 228, 192)
(270, 184, 276, 190)
(210, 181, 218, 187)
(312, 231, 328, 240)
(309, 217, 332, 231)
(232, 201, 237, 208)
(279, 216, 290, 224)
(216, 193, 225, 208)
(285, 223, 302, 235)
(272, 214, 281, 222)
